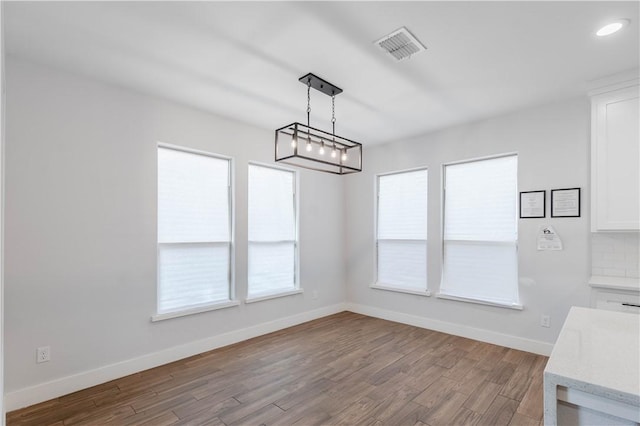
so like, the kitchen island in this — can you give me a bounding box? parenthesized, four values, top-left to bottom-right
(544, 307, 640, 425)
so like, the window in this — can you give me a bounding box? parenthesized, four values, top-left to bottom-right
(248, 164, 298, 298)
(441, 155, 519, 307)
(157, 145, 233, 317)
(375, 169, 428, 293)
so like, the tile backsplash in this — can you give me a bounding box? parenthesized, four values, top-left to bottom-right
(591, 232, 640, 278)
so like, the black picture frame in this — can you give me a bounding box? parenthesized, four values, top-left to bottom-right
(519, 190, 546, 218)
(551, 188, 581, 218)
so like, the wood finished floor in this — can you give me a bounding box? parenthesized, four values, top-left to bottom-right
(8, 312, 548, 426)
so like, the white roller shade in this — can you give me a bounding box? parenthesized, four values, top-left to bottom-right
(157, 146, 231, 314)
(248, 165, 296, 297)
(441, 155, 519, 306)
(158, 243, 230, 313)
(158, 148, 230, 243)
(376, 169, 428, 291)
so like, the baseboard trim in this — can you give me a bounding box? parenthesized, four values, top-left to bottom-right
(4, 303, 347, 411)
(345, 303, 553, 356)
(5, 301, 553, 411)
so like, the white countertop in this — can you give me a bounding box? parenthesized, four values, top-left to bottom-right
(544, 307, 640, 405)
(589, 275, 640, 292)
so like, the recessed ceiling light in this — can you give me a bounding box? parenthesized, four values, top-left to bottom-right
(596, 19, 629, 37)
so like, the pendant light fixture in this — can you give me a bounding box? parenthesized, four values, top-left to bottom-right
(275, 73, 362, 174)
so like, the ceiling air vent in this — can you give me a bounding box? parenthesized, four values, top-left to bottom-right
(375, 27, 426, 61)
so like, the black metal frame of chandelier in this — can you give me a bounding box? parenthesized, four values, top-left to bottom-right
(274, 122, 362, 174)
(274, 122, 362, 149)
(276, 154, 361, 175)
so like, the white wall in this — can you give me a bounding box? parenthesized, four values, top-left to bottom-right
(4, 57, 346, 408)
(345, 97, 591, 352)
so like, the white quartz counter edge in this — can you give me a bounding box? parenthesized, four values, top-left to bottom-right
(589, 275, 640, 292)
(543, 307, 640, 426)
(544, 307, 640, 405)
(544, 370, 640, 407)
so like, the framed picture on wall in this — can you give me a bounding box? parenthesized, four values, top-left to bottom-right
(551, 188, 581, 218)
(520, 190, 545, 218)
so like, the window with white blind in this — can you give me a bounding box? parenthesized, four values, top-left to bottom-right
(375, 168, 428, 293)
(156, 145, 233, 318)
(440, 154, 519, 308)
(248, 164, 298, 299)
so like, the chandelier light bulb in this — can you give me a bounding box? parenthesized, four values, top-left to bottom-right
(341, 150, 348, 161)
(331, 144, 337, 158)
(596, 20, 629, 37)
(306, 139, 312, 152)
(319, 141, 325, 155)
(291, 134, 297, 148)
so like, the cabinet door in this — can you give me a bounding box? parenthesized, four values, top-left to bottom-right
(592, 85, 640, 231)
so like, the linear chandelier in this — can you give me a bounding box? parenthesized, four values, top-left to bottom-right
(275, 73, 362, 174)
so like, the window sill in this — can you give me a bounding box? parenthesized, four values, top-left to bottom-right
(371, 283, 431, 297)
(436, 293, 523, 310)
(151, 300, 241, 322)
(245, 288, 304, 304)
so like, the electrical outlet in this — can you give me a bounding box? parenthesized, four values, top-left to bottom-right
(36, 346, 51, 363)
(540, 315, 551, 328)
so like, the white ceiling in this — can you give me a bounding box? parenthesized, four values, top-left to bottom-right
(5, 1, 639, 145)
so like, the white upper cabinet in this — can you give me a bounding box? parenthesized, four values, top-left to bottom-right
(591, 82, 640, 231)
